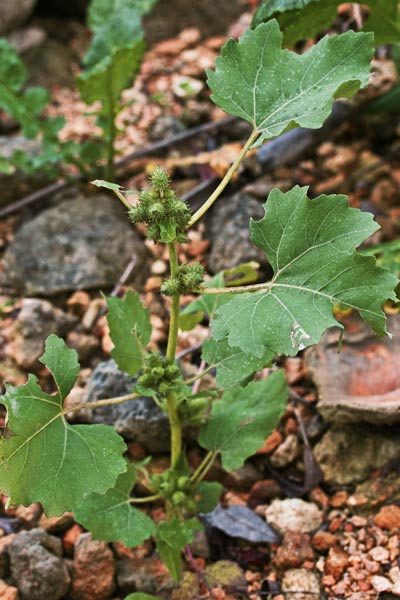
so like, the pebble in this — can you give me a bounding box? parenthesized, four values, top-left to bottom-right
(270, 433, 301, 468)
(72, 533, 115, 600)
(281, 568, 321, 600)
(275, 532, 314, 570)
(265, 499, 323, 534)
(369, 546, 390, 562)
(374, 505, 400, 530)
(325, 546, 349, 580)
(0, 580, 18, 600)
(312, 530, 337, 552)
(371, 575, 393, 593)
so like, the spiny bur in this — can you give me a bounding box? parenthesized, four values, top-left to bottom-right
(129, 167, 191, 242)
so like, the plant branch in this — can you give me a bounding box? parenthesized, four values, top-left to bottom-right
(129, 493, 161, 504)
(64, 391, 140, 415)
(188, 128, 260, 227)
(180, 366, 214, 386)
(112, 187, 132, 210)
(166, 242, 181, 364)
(165, 241, 183, 468)
(190, 450, 218, 484)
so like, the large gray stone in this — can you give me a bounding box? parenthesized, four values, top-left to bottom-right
(0, 0, 38, 35)
(2, 194, 150, 295)
(84, 359, 170, 452)
(8, 528, 70, 600)
(207, 192, 266, 273)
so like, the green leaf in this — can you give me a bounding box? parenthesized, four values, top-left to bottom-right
(252, 0, 400, 46)
(156, 518, 202, 582)
(196, 482, 223, 513)
(207, 21, 373, 145)
(202, 337, 274, 390)
(0, 335, 127, 516)
(199, 371, 288, 470)
(212, 187, 398, 358)
(78, 42, 144, 136)
(106, 290, 151, 376)
(88, 0, 155, 30)
(75, 463, 155, 547)
(0, 39, 26, 93)
(91, 179, 124, 190)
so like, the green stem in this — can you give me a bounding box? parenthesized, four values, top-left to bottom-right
(165, 241, 183, 468)
(64, 391, 141, 415)
(129, 493, 161, 504)
(188, 129, 259, 227)
(190, 450, 218, 484)
(112, 188, 132, 210)
(180, 366, 214, 386)
(166, 242, 180, 364)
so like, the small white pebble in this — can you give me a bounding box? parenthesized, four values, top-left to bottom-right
(369, 546, 390, 562)
(371, 575, 393, 593)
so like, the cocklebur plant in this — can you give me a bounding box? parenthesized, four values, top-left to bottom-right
(0, 20, 398, 590)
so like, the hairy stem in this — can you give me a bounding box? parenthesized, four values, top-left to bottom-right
(64, 391, 141, 415)
(188, 129, 259, 227)
(165, 241, 183, 468)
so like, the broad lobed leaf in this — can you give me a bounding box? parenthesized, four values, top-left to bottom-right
(106, 289, 151, 376)
(199, 371, 288, 470)
(0, 335, 127, 516)
(212, 187, 398, 358)
(207, 21, 373, 144)
(75, 464, 155, 547)
(252, 0, 400, 45)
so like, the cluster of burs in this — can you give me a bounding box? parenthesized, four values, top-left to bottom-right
(129, 167, 204, 295)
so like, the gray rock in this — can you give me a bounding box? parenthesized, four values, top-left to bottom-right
(2, 194, 150, 295)
(149, 115, 185, 142)
(8, 298, 76, 369)
(84, 359, 170, 452)
(314, 424, 400, 485)
(281, 568, 321, 600)
(8, 528, 70, 600)
(0, 0, 38, 35)
(206, 192, 266, 273)
(117, 558, 156, 596)
(265, 499, 323, 535)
